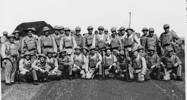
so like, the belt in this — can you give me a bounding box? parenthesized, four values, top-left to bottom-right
(43, 46, 53, 48)
(65, 47, 72, 49)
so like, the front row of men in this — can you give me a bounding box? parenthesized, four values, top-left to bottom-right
(12, 45, 182, 85)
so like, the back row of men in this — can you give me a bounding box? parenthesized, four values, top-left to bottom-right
(0, 24, 184, 85)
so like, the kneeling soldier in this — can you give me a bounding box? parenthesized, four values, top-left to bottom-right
(86, 47, 102, 79)
(131, 46, 147, 82)
(58, 50, 73, 79)
(46, 51, 61, 80)
(72, 46, 87, 78)
(32, 54, 50, 82)
(160, 47, 183, 81)
(102, 47, 118, 79)
(145, 46, 161, 80)
(19, 52, 38, 85)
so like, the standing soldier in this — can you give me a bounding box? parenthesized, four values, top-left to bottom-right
(21, 28, 38, 56)
(145, 28, 159, 53)
(84, 26, 95, 49)
(130, 47, 147, 82)
(74, 27, 84, 48)
(71, 46, 87, 78)
(38, 26, 57, 55)
(102, 47, 118, 79)
(52, 26, 63, 52)
(1, 35, 19, 85)
(19, 52, 38, 85)
(1, 31, 8, 43)
(12, 30, 22, 55)
(59, 27, 77, 55)
(32, 54, 51, 82)
(104, 29, 110, 46)
(145, 46, 161, 80)
(58, 50, 73, 79)
(95, 26, 106, 50)
(160, 47, 183, 81)
(110, 32, 122, 56)
(118, 26, 126, 39)
(160, 24, 179, 55)
(140, 27, 148, 49)
(86, 47, 102, 79)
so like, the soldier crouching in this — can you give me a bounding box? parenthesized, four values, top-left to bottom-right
(19, 52, 38, 85)
(46, 51, 62, 80)
(102, 47, 118, 79)
(86, 47, 102, 79)
(32, 54, 50, 82)
(58, 50, 73, 79)
(160, 47, 183, 81)
(72, 46, 87, 79)
(130, 46, 147, 82)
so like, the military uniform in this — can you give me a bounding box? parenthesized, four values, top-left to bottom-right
(145, 46, 161, 80)
(86, 47, 102, 79)
(160, 24, 179, 54)
(160, 47, 182, 81)
(32, 54, 51, 81)
(84, 26, 95, 49)
(74, 27, 84, 48)
(52, 26, 63, 52)
(72, 47, 87, 78)
(19, 52, 38, 84)
(96, 26, 107, 50)
(38, 26, 57, 55)
(1, 35, 19, 84)
(59, 27, 77, 55)
(21, 28, 38, 55)
(58, 50, 73, 78)
(140, 27, 148, 49)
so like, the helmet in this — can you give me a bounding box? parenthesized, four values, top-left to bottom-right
(53, 26, 61, 30)
(75, 26, 81, 31)
(3, 31, 8, 35)
(12, 30, 20, 34)
(119, 26, 125, 31)
(126, 28, 134, 32)
(149, 27, 154, 32)
(64, 27, 70, 31)
(87, 26, 93, 30)
(142, 27, 148, 31)
(98, 26, 104, 30)
(104, 29, 108, 32)
(163, 24, 170, 29)
(111, 27, 116, 32)
(27, 27, 36, 32)
(42, 26, 50, 32)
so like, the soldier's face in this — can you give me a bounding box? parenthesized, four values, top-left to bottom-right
(106, 50, 111, 55)
(76, 30, 81, 35)
(15, 33, 19, 39)
(60, 30, 65, 34)
(40, 57, 45, 62)
(28, 31, 33, 36)
(55, 30, 60, 35)
(133, 51, 138, 57)
(44, 31, 49, 36)
(104, 31, 108, 34)
(149, 31, 154, 36)
(75, 49, 81, 54)
(122, 30, 126, 34)
(25, 56, 30, 60)
(47, 53, 52, 58)
(9, 37, 14, 43)
(83, 49, 87, 54)
(98, 30, 103, 34)
(65, 31, 70, 35)
(88, 29, 93, 33)
(143, 31, 148, 35)
(90, 50, 95, 55)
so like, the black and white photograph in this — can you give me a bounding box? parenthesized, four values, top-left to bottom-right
(0, 0, 186, 100)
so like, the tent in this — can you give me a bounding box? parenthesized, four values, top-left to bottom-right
(14, 21, 53, 37)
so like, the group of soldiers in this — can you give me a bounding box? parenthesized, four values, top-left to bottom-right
(0, 24, 184, 85)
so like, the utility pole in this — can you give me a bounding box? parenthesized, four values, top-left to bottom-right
(128, 12, 132, 28)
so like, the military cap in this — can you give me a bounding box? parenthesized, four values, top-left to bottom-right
(75, 27, 81, 31)
(12, 30, 20, 34)
(38, 54, 47, 59)
(87, 26, 94, 30)
(8, 34, 15, 38)
(149, 27, 154, 32)
(27, 27, 36, 32)
(126, 27, 134, 32)
(53, 26, 62, 30)
(119, 26, 125, 31)
(163, 24, 170, 29)
(3, 31, 8, 35)
(42, 26, 50, 32)
(142, 27, 148, 31)
(74, 46, 81, 50)
(148, 46, 155, 51)
(111, 27, 117, 32)
(64, 27, 70, 31)
(98, 26, 104, 30)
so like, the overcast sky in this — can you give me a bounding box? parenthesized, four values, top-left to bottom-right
(0, 0, 186, 37)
